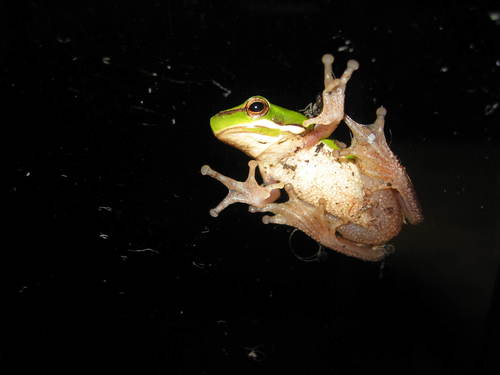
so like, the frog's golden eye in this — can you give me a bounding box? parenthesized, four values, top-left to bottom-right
(246, 97, 269, 118)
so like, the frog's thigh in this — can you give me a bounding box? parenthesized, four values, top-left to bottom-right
(337, 189, 403, 245)
(252, 185, 390, 262)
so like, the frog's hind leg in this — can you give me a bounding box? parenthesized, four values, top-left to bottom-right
(337, 189, 403, 246)
(344, 107, 424, 225)
(250, 184, 389, 262)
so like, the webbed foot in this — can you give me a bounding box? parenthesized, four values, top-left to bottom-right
(302, 54, 359, 147)
(201, 161, 283, 217)
(344, 108, 424, 225)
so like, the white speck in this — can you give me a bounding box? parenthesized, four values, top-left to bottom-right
(19, 286, 28, 293)
(166, 65, 172, 70)
(244, 346, 266, 362)
(98, 206, 112, 212)
(367, 133, 376, 144)
(371, 57, 377, 63)
(60, 174, 68, 178)
(102, 56, 111, 65)
(212, 80, 232, 98)
(25, 171, 31, 177)
(128, 247, 159, 254)
(440, 66, 448, 73)
(192, 260, 207, 269)
(148, 87, 152, 94)
(171, 118, 176, 125)
(345, 39, 351, 45)
(56, 36, 71, 44)
(99, 233, 109, 239)
(337, 45, 348, 52)
(496, 60, 500, 67)
(484, 102, 498, 116)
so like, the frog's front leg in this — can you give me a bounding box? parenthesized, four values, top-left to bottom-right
(302, 54, 359, 148)
(250, 185, 390, 262)
(201, 161, 283, 217)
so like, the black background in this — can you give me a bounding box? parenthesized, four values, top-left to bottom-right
(4, 1, 499, 374)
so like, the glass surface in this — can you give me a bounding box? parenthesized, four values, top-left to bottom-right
(4, 1, 498, 373)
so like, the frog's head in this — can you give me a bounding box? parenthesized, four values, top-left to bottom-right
(210, 96, 308, 158)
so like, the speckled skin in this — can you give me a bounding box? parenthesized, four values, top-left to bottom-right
(202, 54, 423, 261)
(258, 142, 367, 227)
(252, 114, 410, 261)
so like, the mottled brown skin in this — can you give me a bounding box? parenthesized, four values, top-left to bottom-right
(201, 54, 423, 261)
(343, 113, 423, 225)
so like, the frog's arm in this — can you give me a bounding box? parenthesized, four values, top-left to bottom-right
(302, 54, 359, 148)
(344, 108, 424, 225)
(201, 161, 283, 217)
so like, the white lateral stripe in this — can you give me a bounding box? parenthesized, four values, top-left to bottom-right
(229, 119, 305, 134)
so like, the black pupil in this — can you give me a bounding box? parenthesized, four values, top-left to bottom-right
(249, 101, 265, 113)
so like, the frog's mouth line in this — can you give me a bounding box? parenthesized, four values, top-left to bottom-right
(218, 121, 306, 138)
(217, 125, 303, 157)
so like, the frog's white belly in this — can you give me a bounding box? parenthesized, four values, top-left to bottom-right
(259, 145, 367, 223)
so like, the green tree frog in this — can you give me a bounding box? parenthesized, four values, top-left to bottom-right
(201, 54, 423, 261)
